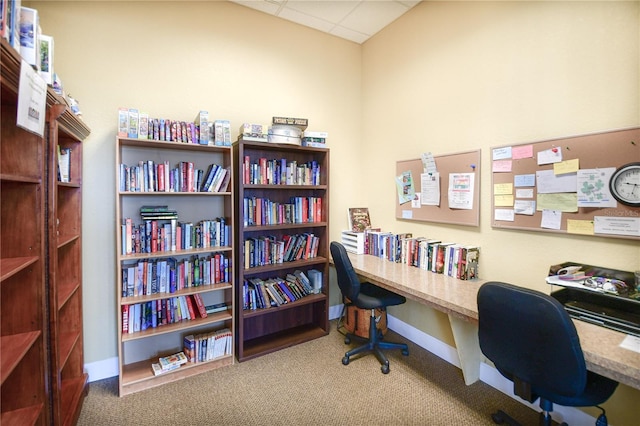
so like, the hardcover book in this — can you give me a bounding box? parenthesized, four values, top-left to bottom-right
(347, 207, 372, 233)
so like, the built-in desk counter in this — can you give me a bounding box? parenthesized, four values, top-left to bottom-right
(343, 253, 640, 391)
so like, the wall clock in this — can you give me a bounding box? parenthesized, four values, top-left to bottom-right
(609, 162, 640, 207)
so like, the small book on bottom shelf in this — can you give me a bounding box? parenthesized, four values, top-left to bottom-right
(158, 351, 188, 371)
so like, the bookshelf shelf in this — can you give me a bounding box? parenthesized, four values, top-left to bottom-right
(120, 353, 233, 396)
(233, 140, 330, 362)
(120, 310, 233, 342)
(115, 135, 235, 395)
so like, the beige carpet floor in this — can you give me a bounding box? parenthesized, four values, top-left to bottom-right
(78, 322, 540, 425)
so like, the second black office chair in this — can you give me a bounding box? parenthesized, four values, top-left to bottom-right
(477, 281, 619, 426)
(330, 241, 409, 374)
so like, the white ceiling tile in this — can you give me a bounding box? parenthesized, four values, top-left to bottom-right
(232, 0, 282, 15)
(283, 0, 361, 24)
(340, 1, 410, 36)
(330, 25, 370, 44)
(229, 0, 421, 44)
(279, 7, 337, 32)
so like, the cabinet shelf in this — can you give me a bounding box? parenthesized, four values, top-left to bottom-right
(0, 174, 41, 184)
(60, 377, 88, 426)
(0, 404, 44, 426)
(116, 134, 235, 395)
(0, 257, 39, 282)
(58, 331, 81, 369)
(234, 140, 330, 362)
(0, 332, 41, 384)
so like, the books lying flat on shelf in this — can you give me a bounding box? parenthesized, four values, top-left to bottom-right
(151, 362, 179, 376)
(158, 351, 188, 371)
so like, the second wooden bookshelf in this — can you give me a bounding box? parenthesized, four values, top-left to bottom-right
(233, 140, 330, 362)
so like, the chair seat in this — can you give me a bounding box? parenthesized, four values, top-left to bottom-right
(533, 371, 619, 408)
(354, 282, 407, 310)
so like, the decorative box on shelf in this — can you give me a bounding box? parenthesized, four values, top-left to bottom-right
(341, 231, 365, 255)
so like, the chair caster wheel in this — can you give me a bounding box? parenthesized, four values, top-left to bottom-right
(342, 356, 350, 365)
(402, 349, 409, 356)
(381, 363, 390, 374)
(344, 336, 351, 344)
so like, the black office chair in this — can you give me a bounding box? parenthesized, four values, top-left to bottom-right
(330, 241, 409, 374)
(477, 281, 619, 426)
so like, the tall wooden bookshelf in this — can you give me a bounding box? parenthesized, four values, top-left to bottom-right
(1, 38, 50, 426)
(1, 37, 91, 425)
(115, 136, 235, 396)
(46, 100, 91, 424)
(233, 140, 330, 362)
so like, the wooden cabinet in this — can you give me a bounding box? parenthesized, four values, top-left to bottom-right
(233, 140, 330, 362)
(1, 37, 90, 425)
(46, 102, 91, 425)
(115, 137, 235, 396)
(1, 39, 49, 426)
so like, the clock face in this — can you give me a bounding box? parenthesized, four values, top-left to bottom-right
(609, 163, 640, 207)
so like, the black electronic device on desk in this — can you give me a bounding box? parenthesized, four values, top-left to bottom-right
(547, 262, 640, 337)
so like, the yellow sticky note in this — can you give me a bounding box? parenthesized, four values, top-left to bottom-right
(567, 219, 594, 235)
(554, 158, 579, 175)
(494, 183, 513, 195)
(494, 194, 514, 207)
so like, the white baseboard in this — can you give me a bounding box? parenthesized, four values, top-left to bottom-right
(82, 304, 598, 425)
(85, 356, 119, 383)
(386, 312, 596, 426)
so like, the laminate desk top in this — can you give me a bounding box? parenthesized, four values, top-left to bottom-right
(345, 252, 640, 391)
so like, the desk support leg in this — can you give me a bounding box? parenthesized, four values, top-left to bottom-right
(448, 314, 481, 385)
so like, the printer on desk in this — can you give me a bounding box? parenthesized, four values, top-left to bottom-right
(547, 262, 640, 337)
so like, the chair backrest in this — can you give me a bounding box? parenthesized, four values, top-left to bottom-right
(477, 281, 587, 398)
(330, 241, 361, 302)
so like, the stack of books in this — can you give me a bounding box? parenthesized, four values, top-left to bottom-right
(151, 351, 188, 376)
(302, 130, 328, 148)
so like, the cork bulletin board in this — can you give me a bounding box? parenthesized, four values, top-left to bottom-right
(395, 150, 481, 227)
(491, 127, 639, 240)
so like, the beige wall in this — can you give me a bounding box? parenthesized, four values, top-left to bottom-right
(29, 1, 639, 424)
(30, 0, 362, 363)
(362, 1, 639, 424)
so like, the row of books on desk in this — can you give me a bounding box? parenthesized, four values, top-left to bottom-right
(344, 230, 480, 280)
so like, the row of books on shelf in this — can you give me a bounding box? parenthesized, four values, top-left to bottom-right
(243, 196, 323, 227)
(119, 160, 230, 193)
(364, 230, 480, 280)
(243, 233, 320, 269)
(122, 253, 230, 298)
(242, 269, 321, 310)
(243, 156, 321, 186)
(119, 108, 232, 146)
(121, 216, 230, 255)
(122, 294, 228, 334)
(183, 328, 232, 364)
